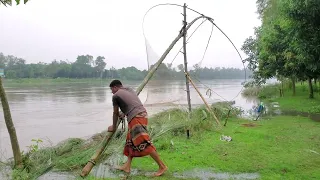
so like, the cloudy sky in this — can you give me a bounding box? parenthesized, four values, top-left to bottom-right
(0, 0, 261, 70)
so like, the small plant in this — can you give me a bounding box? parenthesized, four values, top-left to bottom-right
(27, 139, 43, 153)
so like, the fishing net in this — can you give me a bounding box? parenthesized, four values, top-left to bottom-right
(140, 6, 249, 118)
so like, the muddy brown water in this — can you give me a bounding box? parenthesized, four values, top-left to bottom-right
(0, 79, 255, 160)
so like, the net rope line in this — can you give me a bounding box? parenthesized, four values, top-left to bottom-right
(142, 3, 247, 108)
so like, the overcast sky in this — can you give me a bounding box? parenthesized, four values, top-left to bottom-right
(0, 0, 261, 70)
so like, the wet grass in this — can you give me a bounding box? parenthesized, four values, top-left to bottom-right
(78, 114, 320, 179)
(118, 116, 320, 180)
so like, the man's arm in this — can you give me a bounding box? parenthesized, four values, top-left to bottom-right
(108, 95, 120, 132)
(112, 105, 119, 131)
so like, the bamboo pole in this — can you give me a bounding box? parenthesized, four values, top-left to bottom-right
(80, 15, 207, 178)
(182, 3, 192, 113)
(80, 120, 121, 177)
(224, 109, 231, 126)
(185, 73, 221, 126)
(0, 77, 23, 168)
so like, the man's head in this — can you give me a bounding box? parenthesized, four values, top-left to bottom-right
(109, 79, 122, 94)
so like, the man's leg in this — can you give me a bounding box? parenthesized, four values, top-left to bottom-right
(149, 150, 167, 176)
(116, 156, 133, 173)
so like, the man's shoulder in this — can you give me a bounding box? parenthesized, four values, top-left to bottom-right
(118, 86, 135, 94)
(122, 86, 134, 91)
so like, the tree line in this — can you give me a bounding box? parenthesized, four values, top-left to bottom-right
(241, 0, 320, 98)
(0, 53, 251, 80)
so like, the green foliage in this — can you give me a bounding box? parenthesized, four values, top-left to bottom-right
(0, 0, 28, 6)
(27, 139, 43, 153)
(242, 0, 320, 98)
(0, 53, 251, 81)
(11, 168, 30, 180)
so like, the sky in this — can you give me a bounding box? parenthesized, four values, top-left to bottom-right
(0, 0, 261, 70)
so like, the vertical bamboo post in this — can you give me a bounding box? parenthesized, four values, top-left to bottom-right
(183, 3, 192, 139)
(183, 3, 192, 113)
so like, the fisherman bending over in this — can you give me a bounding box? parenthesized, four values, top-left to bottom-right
(107, 80, 167, 176)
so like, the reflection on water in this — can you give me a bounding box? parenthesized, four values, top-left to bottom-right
(0, 79, 254, 160)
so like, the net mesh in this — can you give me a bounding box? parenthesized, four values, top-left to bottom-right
(140, 14, 248, 116)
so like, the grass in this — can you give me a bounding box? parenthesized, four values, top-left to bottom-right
(81, 115, 320, 180)
(272, 84, 320, 114)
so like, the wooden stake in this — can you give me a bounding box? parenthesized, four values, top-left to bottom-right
(224, 109, 231, 126)
(185, 73, 221, 126)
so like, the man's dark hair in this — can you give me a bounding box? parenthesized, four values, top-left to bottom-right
(109, 79, 122, 87)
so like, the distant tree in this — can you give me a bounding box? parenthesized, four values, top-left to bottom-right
(94, 56, 106, 78)
(0, 0, 29, 6)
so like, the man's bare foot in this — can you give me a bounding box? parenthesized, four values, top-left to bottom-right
(153, 166, 168, 177)
(115, 165, 130, 173)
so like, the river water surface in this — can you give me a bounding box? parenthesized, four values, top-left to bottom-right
(0, 79, 257, 160)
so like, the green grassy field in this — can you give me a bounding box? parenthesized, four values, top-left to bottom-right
(243, 82, 320, 114)
(80, 115, 320, 180)
(272, 84, 320, 114)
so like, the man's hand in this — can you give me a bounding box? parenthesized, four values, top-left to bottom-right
(107, 125, 114, 132)
(119, 112, 125, 119)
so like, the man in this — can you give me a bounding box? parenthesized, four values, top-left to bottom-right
(107, 79, 167, 176)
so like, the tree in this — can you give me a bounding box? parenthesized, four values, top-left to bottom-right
(94, 56, 106, 78)
(0, 77, 22, 167)
(177, 64, 184, 72)
(281, 0, 320, 98)
(243, 0, 320, 98)
(0, 0, 29, 6)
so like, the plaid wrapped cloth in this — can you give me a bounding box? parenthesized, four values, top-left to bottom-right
(123, 112, 156, 157)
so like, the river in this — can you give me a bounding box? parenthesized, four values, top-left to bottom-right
(0, 79, 257, 160)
